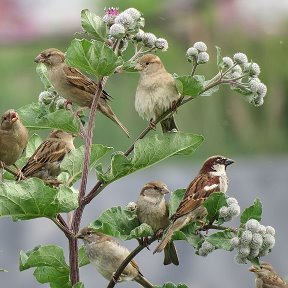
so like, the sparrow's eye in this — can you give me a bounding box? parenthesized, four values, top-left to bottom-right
(86, 231, 92, 235)
(145, 62, 150, 66)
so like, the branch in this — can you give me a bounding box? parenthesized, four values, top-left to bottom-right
(51, 217, 73, 238)
(106, 236, 157, 288)
(201, 224, 238, 234)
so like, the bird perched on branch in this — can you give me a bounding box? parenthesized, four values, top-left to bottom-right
(249, 262, 288, 288)
(136, 181, 179, 265)
(154, 155, 234, 254)
(0, 110, 28, 179)
(135, 54, 181, 133)
(34, 48, 129, 137)
(77, 227, 154, 288)
(20, 129, 74, 180)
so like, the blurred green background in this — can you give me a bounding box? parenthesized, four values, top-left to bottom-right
(0, 0, 287, 158)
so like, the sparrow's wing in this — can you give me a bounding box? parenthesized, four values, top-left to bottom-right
(63, 66, 111, 100)
(264, 274, 288, 288)
(21, 140, 67, 177)
(171, 174, 220, 220)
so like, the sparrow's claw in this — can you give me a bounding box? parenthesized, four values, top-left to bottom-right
(149, 119, 156, 130)
(43, 179, 62, 187)
(155, 228, 164, 239)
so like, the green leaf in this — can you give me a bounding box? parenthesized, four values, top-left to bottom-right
(154, 282, 190, 288)
(203, 193, 227, 223)
(18, 103, 80, 133)
(73, 283, 85, 288)
(248, 257, 261, 268)
(0, 178, 78, 220)
(169, 189, 185, 218)
(200, 83, 219, 97)
(121, 60, 138, 73)
(90, 206, 149, 240)
(25, 134, 43, 158)
(215, 46, 222, 68)
(78, 246, 90, 267)
(36, 63, 53, 90)
(240, 198, 262, 224)
(98, 132, 204, 183)
(60, 144, 112, 185)
(206, 230, 235, 251)
(174, 75, 204, 97)
(33, 266, 69, 286)
(66, 38, 123, 77)
(81, 9, 107, 41)
(19, 245, 69, 271)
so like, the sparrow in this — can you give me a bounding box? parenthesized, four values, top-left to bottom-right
(20, 129, 74, 180)
(0, 109, 28, 168)
(135, 54, 181, 133)
(249, 262, 288, 288)
(154, 155, 234, 254)
(136, 181, 179, 265)
(77, 227, 154, 288)
(34, 48, 129, 137)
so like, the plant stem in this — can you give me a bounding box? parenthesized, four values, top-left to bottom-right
(201, 224, 237, 234)
(106, 236, 157, 288)
(69, 237, 79, 284)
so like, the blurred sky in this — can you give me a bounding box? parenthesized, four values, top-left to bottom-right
(0, 1, 288, 288)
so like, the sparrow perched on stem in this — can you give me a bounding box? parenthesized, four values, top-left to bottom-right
(34, 48, 129, 137)
(154, 155, 234, 254)
(20, 130, 74, 180)
(136, 181, 179, 265)
(77, 227, 154, 288)
(0, 110, 28, 178)
(135, 54, 181, 133)
(249, 262, 288, 288)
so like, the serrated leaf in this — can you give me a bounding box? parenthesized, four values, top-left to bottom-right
(200, 83, 220, 97)
(78, 246, 90, 267)
(206, 230, 235, 251)
(240, 198, 262, 224)
(60, 144, 112, 185)
(216, 46, 222, 67)
(0, 178, 78, 220)
(169, 189, 185, 217)
(248, 257, 261, 268)
(17, 103, 80, 133)
(66, 38, 123, 77)
(91, 206, 144, 240)
(25, 134, 43, 158)
(98, 132, 204, 184)
(203, 193, 227, 223)
(154, 282, 190, 288)
(33, 266, 69, 286)
(81, 9, 107, 41)
(121, 61, 138, 73)
(19, 245, 69, 271)
(174, 75, 204, 97)
(129, 223, 154, 239)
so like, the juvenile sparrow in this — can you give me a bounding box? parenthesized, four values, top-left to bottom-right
(0, 109, 28, 167)
(249, 262, 288, 288)
(77, 227, 154, 288)
(20, 130, 74, 180)
(154, 155, 234, 254)
(135, 54, 181, 133)
(136, 181, 179, 265)
(34, 48, 129, 137)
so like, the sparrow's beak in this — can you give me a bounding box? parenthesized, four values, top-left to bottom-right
(10, 112, 18, 122)
(224, 158, 234, 166)
(34, 54, 45, 63)
(161, 186, 170, 195)
(135, 63, 143, 71)
(75, 232, 84, 239)
(248, 266, 258, 272)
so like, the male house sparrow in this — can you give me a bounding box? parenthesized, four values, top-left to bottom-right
(0, 109, 28, 168)
(136, 181, 179, 265)
(34, 48, 129, 137)
(77, 227, 154, 288)
(135, 54, 181, 132)
(20, 130, 74, 180)
(249, 262, 288, 288)
(154, 155, 234, 254)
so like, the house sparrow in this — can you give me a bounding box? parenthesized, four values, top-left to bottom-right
(20, 130, 74, 180)
(249, 262, 288, 288)
(77, 227, 154, 288)
(34, 48, 129, 137)
(0, 109, 28, 167)
(136, 181, 179, 265)
(154, 155, 234, 254)
(135, 54, 181, 133)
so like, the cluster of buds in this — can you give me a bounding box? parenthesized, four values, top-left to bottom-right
(186, 41, 209, 64)
(220, 52, 267, 106)
(198, 240, 216, 257)
(104, 7, 168, 52)
(219, 197, 241, 222)
(231, 219, 276, 264)
(38, 90, 66, 110)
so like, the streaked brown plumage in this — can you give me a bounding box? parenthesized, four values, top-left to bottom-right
(34, 48, 129, 137)
(77, 227, 154, 288)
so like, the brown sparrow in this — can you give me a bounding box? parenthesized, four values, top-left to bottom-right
(34, 48, 129, 137)
(135, 54, 181, 133)
(77, 227, 154, 288)
(0, 109, 28, 168)
(154, 155, 234, 254)
(136, 181, 179, 265)
(20, 130, 74, 180)
(249, 262, 288, 288)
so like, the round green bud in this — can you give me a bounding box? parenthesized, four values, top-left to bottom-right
(262, 234, 275, 249)
(143, 32, 157, 48)
(197, 52, 209, 64)
(201, 241, 215, 253)
(230, 237, 240, 248)
(228, 203, 241, 217)
(115, 12, 134, 27)
(250, 62, 261, 76)
(193, 41, 207, 52)
(56, 97, 66, 110)
(240, 230, 253, 246)
(186, 47, 198, 59)
(222, 57, 234, 68)
(124, 8, 141, 20)
(219, 206, 229, 218)
(257, 83, 267, 98)
(238, 246, 250, 257)
(133, 29, 145, 42)
(265, 226, 275, 236)
(245, 219, 260, 233)
(38, 91, 54, 105)
(234, 254, 247, 265)
(250, 233, 263, 249)
(233, 52, 248, 65)
(109, 23, 125, 39)
(227, 197, 238, 205)
(198, 247, 208, 257)
(258, 225, 266, 235)
(155, 38, 168, 51)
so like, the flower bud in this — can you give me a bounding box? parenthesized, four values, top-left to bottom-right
(227, 197, 238, 205)
(222, 57, 234, 68)
(234, 254, 247, 264)
(249, 78, 260, 93)
(258, 225, 266, 235)
(155, 38, 169, 51)
(232, 65, 242, 74)
(103, 7, 119, 26)
(250, 233, 263, 249)
(133, 29, 145, 42)
(193, 41, 207, 52)
(240, 230, 253, 246)
(228, 203, 241, 217)
(219, 206, 229, 218)
(198, 247, 208, 257)
(250, 62, 261, 76)
(257, 83, 267, 98)
(143, 32, 157, 48)
(109, 23, 125, 39)
(262, 234, 275, 249)
(126, 201, 137, 211)
(233, 52, 248, 65)
(245, 219, 260, 233)
(38, 91, 54, 105)
(230, 237, 240, 248)
(265, 226, 275, 236)
(249, 248, 260, 258)
(197, 52, 209, 64)
(186, 47, 198, 59)
(56, 97, 66, 110)
(201, 241, 215, 253)
(259, 248, 270, 257)
(238, 246, 250, 258)
(115, 12, 134, 27)
(124, 8, 141, 20)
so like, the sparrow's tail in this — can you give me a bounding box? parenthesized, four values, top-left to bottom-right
(163, 241, 179, 266)
(160, 115, 178, 133)
(135, 274, 154, 288)
(98, 99, 130, 137)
